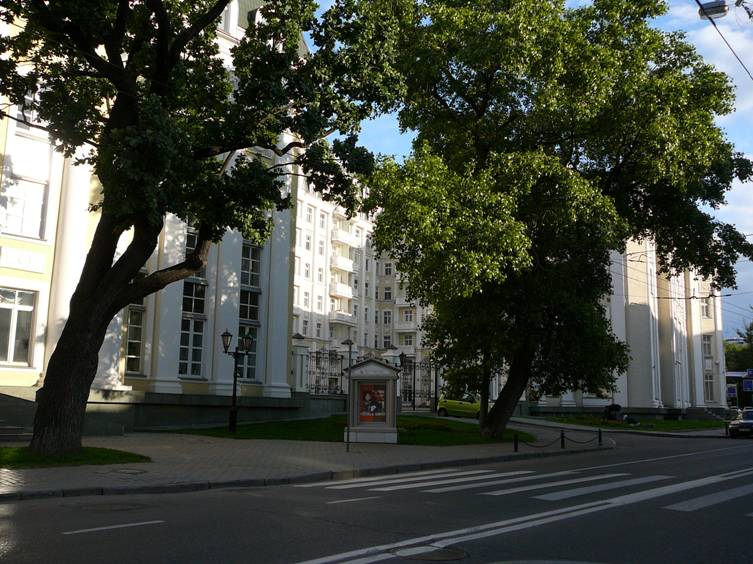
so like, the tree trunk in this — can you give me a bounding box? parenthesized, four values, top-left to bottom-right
(478, 360, 491, 428)
(29, 313, 110, 455)
(481, 343, 536, 438)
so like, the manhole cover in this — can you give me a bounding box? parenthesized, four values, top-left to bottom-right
(391, 546, 467, 561)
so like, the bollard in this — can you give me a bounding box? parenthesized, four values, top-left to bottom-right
(514, 433, 519, 452)
(560, 429, 565, 449)
(598, 428, 602, 447)
(725, 422, 729, 437)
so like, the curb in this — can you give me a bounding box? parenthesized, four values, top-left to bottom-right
(0, 445, 612, 504)
(510, 417, 728, 439)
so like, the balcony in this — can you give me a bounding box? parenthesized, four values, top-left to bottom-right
(331, 228, 358, 247)
(329, 282, 353, 299)
(329, 310, 357, 326)
(396, 320, 417, 332)
(331, 254, 354, 272)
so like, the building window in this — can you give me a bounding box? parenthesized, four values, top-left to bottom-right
(701, 296, 712, 319)
(0, 288, 35, 364)
(304, 263, 311, 279)
(704, 372, 714, 402)
(375, 309, 380, 324)
(240, 290, 259, 321)
(318, 240, 325, 256)
(353, 304, 359, 320)
(179, 281, 206, 377)
(319, 213, 326, 229)
(366, 282, 370, 296)
(305, 234, 312, 251)
(237, 326, 257, 380)
(383, 311, 391, 325)
(125, 306, 145, 374)
(702, 335, 713, 357)
(384, 287, 392, 300)
(366, 258, 370, 272)
(185, 228, 206, 278)
(404, 309, 413, 322)
(402, 334, 414, 346)
(316, 322, 322, 338)
(302, 319, 309, 336)
(375, 335, 379, 348)
(306, 206, 313, 223)
(383, 334, 391, 349)
(354, 278, 359, 291)
(303, 291, 310, 308)
(384, 263, 393, 276)
(0, 179, 46, 239)
(317, 295, 323, 312)
(317, 268, 324, 283)
(241, 244, 261, 287)
(364, 307, 369, 323)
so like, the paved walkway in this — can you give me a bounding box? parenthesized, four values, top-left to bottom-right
(0, 422, 607, 501)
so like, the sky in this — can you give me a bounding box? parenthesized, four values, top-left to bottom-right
(318, 0, 753, 337)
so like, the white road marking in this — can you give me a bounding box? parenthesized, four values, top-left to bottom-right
(482, 473, 630, 496)
(664, 482, 753, 512)
(575, 444, 748, 472)
(295, 468, 459, 488)
(327, 496, 381, 505)
(424, 470, 577, 494)
(327, 470, 494, 490)
(62, 520, 165, 536)
(534, 475, 672, 501)
(368, 471, 532, 492)
(297, 466, 753, 564)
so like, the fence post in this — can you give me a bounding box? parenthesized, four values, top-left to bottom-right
(598, 428, 602, 447)
(514, 433, 519, 452)
(560, 429, 565, 449)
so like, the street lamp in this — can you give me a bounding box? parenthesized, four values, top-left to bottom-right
(342, 338, 353, 452)
(698, 0, 729, 19)
(221, 329, 254, 433)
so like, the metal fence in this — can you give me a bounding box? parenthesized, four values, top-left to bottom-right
(305, 351, 440, 409)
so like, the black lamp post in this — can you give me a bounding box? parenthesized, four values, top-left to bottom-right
(342, 338, 353, 452)
(221, 329, 254, 433)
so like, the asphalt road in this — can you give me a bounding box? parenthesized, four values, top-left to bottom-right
(2, 434, 753, 564)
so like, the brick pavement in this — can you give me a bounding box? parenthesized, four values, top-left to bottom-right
(0, 422, 607, 501)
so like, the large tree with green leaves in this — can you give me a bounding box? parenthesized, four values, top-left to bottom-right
(0, 0, 407, 455)
(726, 313, 753, 371)
(367, 0, 753, 436)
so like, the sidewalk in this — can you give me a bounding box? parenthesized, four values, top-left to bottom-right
(510, 416, 729, 438)
(0, 422, 606, 502)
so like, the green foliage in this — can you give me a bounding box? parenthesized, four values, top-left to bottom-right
(0, 0, 409, 242)
(725, 314, 753, 371)
(368, 0, 751, 420)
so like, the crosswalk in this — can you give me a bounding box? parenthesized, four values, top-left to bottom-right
(296, 466, 753, 516)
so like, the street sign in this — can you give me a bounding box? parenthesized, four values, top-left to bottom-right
(744, 380, 753, 392)
(728, 385, 738, 397)
(747, 368, 753, 378)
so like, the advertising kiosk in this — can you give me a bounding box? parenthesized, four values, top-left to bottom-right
(344, 359, 399, 444)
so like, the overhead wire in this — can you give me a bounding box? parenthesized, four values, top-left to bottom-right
(694, 0, 753, 83)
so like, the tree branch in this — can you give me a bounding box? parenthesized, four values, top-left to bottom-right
(146, 0, 172, 95)
(169, 0, 230, 67)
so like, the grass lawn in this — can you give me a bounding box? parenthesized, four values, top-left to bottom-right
(539, 415, 725, 432)
(0, 447, 151, 469)
(177, 415, 535, 446)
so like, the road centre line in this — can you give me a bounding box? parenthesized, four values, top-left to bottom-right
(423, 471, 577, 494)
(327, 470, 495, 490)
(664, 482, 753, 512)
(574, 444, 750, 473)
(482, 473, 630, 496)
(367, 471, 532, 492)
(298, 466, 753, 564)
(62, 520, 165, 536)
(534, 475, 672, 501)
(327, 497, 381, 505)
(296, 468, 459, 488)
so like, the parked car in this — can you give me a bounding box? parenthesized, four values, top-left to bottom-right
(437, 394, 484, 418)
(728, 410, 753, 437)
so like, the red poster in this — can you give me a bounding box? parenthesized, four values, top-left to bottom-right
(359, 383, 386, 423)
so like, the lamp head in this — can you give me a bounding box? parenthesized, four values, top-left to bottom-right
(221, 329, 233, 354)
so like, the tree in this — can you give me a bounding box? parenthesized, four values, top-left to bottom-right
(725, 312, 753, 371)
(0, 0, 407, 454)
(367, 0, 753, 436)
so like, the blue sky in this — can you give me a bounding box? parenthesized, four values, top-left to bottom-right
(318, 0, 753, 336)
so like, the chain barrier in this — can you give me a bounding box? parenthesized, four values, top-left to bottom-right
(514, 428, 604, 452)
